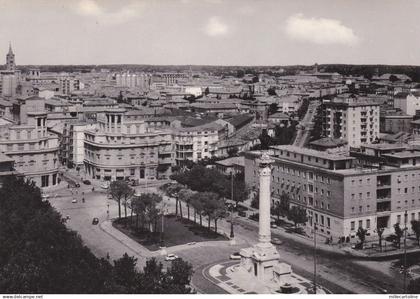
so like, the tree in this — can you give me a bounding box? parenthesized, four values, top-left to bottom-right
(394, 222, 404, 249)
(131, 196, 146, 231)
(408, 278, 420, 294)
(164, 183, 184, 216)
(287, 206, 308, 228)
(258, 129, 273, 150)
(110, 181, 133, 220)
(279, 192, 291, 217)
(356, 227, 367, 248)
(140, 193, 162, 232)
(267, 86, 277, 96)
(165, 259, 194, 293)
(112, 253, 138, 293)
(201, 192, 220, 231)
(191, 193, 204, 226)
(389, 74, 400, 82)
(268, 103, 278, 115)
(122, 187, 135, 226)
(411, 220, 420, 246)
(178, 189, 195, 221)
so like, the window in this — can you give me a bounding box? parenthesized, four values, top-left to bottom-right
(397, 215, 401, 223)
(327, 191, 331, 197)
(358, 220, 363, 228)
(359, 193, 362, 199)
(321, 215, 324, 225)
(367, 178, 371, 185)
(327, 217, 330, 227)
(404, 188, 408, 194)
(367, 192, 370, 198)
(359, 179, 362, 185)
(366, 219, 370, 229)
(327, 204, 330, 210)
(351, 221, 355, 231)
(351, 193, 355, 200)
(359, 206, 362, 212)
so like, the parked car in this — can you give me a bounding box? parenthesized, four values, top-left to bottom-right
(270, 223, 278, 228)
(41, 194, 50, 200)
(92, 217, 99, 225)
(83, 180, 91, 185)
(71, 198, 77, 203)
(165, 254, 179, 261)
(271, 238, 283, 245)
(230, 252, 241, 260)
(238, 211, 247, 217)
(187, 242, 196, 245)
(100, 183, 109, 189)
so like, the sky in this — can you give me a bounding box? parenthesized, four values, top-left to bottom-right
(0, 0, 419, 66)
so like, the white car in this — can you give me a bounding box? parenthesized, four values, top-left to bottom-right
(71, 198, 77, 203)
(41, 194, 50, 201)
(230, 252, 241, 260)
(101, 183, 109, 189)
(165, 254, 179, 261)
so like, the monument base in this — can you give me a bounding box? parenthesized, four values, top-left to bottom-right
(239, 242, 292, 284)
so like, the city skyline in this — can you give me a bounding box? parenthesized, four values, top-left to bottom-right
(1, 0, 420, 66)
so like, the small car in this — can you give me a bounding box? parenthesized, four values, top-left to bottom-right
(101, 183, 109, 189)
(187, 242, 196, 245)
(71, 198, 77, 203)
(230, 252, 241, 260)
(83, 180, 91, 185)
(41, 194, 50, 200)
(271, 238, 283, 245)
(74, 183, 81, 188)
(165, 254, 179, 261)
(92, 217, 99, 225)
(270, 223, 278, 228)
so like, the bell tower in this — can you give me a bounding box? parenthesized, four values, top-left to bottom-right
(6, 42, 16, 71)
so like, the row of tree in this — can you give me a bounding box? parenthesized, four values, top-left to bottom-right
(170, 165, 249, 207)
(161, 183, 226, 233)
(0, 176, 193, 294)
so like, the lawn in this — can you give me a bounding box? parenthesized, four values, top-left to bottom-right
(113, 214, 229, 251)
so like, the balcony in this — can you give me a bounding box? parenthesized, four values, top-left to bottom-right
(377, 196, 391, 202)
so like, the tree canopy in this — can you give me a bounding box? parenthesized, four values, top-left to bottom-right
(0, 176, 193, 294)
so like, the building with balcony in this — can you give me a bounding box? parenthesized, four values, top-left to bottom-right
(322, 94, 380, 147)
(83, 108, 174, 181)
(173, 122, 222, 165)
(0, 110, 59, 188)
(244, 144, 420, 241)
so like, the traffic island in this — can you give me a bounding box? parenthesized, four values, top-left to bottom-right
(112, 214, 229, 251)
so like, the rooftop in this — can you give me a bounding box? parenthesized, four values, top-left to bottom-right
(215, 156, 245, 167)
(270, 145, 354, 161)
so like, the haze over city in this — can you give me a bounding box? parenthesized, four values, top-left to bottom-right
(1, 0, 420, 66)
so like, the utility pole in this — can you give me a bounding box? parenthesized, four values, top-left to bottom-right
(230, 172, 234, 238)
(404, 210, 408, 294)
(313, 221, 317, 294)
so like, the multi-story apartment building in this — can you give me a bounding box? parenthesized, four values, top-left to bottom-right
(61, 121, 96, 168)
(83, 108, 174, 181)
(394, 92, 420, 116)
(173, 122, 221, 165)
(245, 144, 420, 241)
(58, 76, 80, 95)
(322, 95, 380, 147)
(0, 110, 59, 188)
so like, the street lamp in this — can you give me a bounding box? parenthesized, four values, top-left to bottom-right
(230, 172, 235, 238)
(313, 219, 317, 294)
(403, 210, 408, 294)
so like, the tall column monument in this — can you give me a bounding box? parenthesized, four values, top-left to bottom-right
(239, 152, 292, 284)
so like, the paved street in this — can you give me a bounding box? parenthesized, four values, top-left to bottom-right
(48, 172, 402, 294)
(293, 100, 321, 147)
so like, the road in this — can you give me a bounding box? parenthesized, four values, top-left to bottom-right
(293, 100, 321, 148)
(48, 171, 403, 294)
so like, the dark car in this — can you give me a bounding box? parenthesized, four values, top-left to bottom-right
(92, 217, 99, 225)
(83, 180, 91, 185)
(74, 182, 81, 188)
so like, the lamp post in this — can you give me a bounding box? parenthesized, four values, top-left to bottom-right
(230, 172, 234, 238)
(313, 220, 317, 294)
(403, 210, 408, 294)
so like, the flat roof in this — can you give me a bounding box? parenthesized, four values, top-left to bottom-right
(383, 151, 420, 159)
(270, 145, 354, 161)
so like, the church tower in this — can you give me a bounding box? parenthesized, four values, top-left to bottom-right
(6, 42, 16, 71)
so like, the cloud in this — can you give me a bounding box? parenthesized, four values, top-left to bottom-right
(75, 0, 144, 25)
(285, 14, 359, 45)
(204, 16, 229, 37)
(238, 5, 255, 16)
